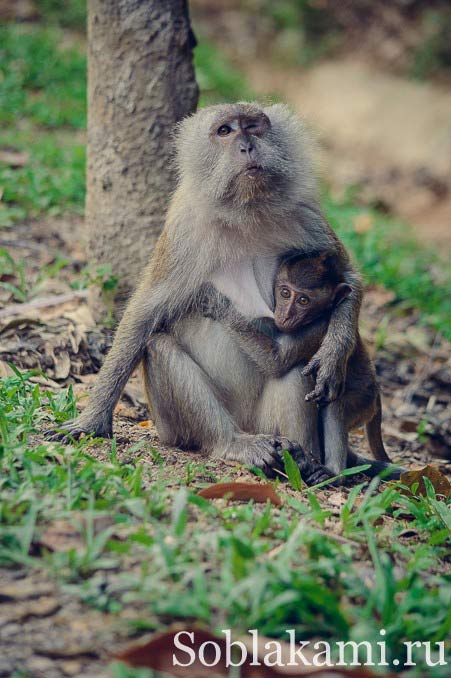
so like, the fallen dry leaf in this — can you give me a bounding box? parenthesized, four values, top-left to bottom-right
(198, 482, 282, 506)
(400, 465, 451, 499)
(116, 627, 379, 677)
(116, 628, 227, 676)
(0, 290, 88, 321)
(138, 420, 152, 427)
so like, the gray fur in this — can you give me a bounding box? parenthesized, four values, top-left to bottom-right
(46, 102, 372, 481)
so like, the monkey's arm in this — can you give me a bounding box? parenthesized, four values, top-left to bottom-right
(199, 284, 328, 377)
(303, 266, 363, 403)
(46, 230, 200, 440)
(227, 314, 329, 378)
(296, 204, 363, 403)
(198, 287, 287, 377)
(228, 319, 288, 378)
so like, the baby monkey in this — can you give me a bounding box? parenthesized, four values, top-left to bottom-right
(219, 252, 392, 474)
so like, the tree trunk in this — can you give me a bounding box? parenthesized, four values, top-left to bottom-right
(86, 0, 198, 313)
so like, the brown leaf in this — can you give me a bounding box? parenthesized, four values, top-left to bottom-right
(115, 628, 228, 676)
(114, 401, 141, 420)
(198, 482, 282, 506)
(115, 627, 379, 677)
(400, 465, 451, 499)
(138, 420, 152, 427)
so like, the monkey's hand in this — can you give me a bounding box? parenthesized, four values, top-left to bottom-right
(44, 410, 113, 443)
(302, 350, 347, 404)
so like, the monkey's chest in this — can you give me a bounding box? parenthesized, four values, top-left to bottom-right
(209, 256, 277, 320)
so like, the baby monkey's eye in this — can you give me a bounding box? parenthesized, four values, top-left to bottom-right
(217, 125, 232, 136)
(297, 296, 309, 305)
(280, 287, 291, 299)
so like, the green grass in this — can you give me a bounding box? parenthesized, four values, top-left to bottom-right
(323, 195, 451, 340)
(194, 41, 253, 105)
(0, 370, 450, 674)
(0, 25, 86, 128)
(0, 127, 85, 225)
(0, 25, 86, 225)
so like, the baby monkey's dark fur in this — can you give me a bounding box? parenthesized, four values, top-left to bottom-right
(222, 252, 392, 474)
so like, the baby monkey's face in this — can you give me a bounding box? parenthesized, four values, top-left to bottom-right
(273, 260, 353, 333)
(274, 279, 336, 332)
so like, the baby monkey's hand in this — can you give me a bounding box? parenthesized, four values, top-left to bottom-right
(302, 351, 346, 404)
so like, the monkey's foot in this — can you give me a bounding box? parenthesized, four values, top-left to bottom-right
(217, 435, 333, 485)
(217, 434, 299, 475)
(288, 447, 335, 486)
(44, 414, 112, 443)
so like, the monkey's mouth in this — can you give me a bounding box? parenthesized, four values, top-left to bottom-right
(241, 164, 264, 178)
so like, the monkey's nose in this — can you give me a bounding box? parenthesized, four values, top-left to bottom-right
(240, 141, 254, 158)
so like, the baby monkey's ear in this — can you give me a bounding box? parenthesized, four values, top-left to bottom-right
(333, 283, 353, 306)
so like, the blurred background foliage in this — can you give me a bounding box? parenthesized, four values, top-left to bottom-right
(0, 0, 450, 336)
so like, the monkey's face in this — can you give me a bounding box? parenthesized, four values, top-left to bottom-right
(208, 111, 277, 204)
(176, 103, 309, 208)
(274, 281, 336, 332)
(274, 279, 352, 332)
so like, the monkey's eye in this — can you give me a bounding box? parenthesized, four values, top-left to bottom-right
(246, 122, 258, 132)
(279, 287, 291, 299)
(217, 125, 232, 137)
(297, 296, 310, 305)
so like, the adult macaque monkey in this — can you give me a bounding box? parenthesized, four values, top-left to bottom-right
(219, 253, 394, 475)
(48, 102, 363, 478)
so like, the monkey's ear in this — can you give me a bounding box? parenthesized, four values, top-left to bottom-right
(333, 283, 353, 306)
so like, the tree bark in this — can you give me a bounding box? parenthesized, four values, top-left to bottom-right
(86, 0, 198, 312)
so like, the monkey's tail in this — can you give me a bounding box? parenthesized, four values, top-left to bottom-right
(347, 450, 406, 480)
(365, 392, 391, 463)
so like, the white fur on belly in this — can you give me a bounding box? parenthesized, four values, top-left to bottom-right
(209, 256, 277, 319)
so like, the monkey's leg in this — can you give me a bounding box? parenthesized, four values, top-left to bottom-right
(256, 368, 321, 459)
(255, 369, 333, 485)
(144, 334, 293, 472)
(341, 390, 405, 478)
(322, 399, 348, 475)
